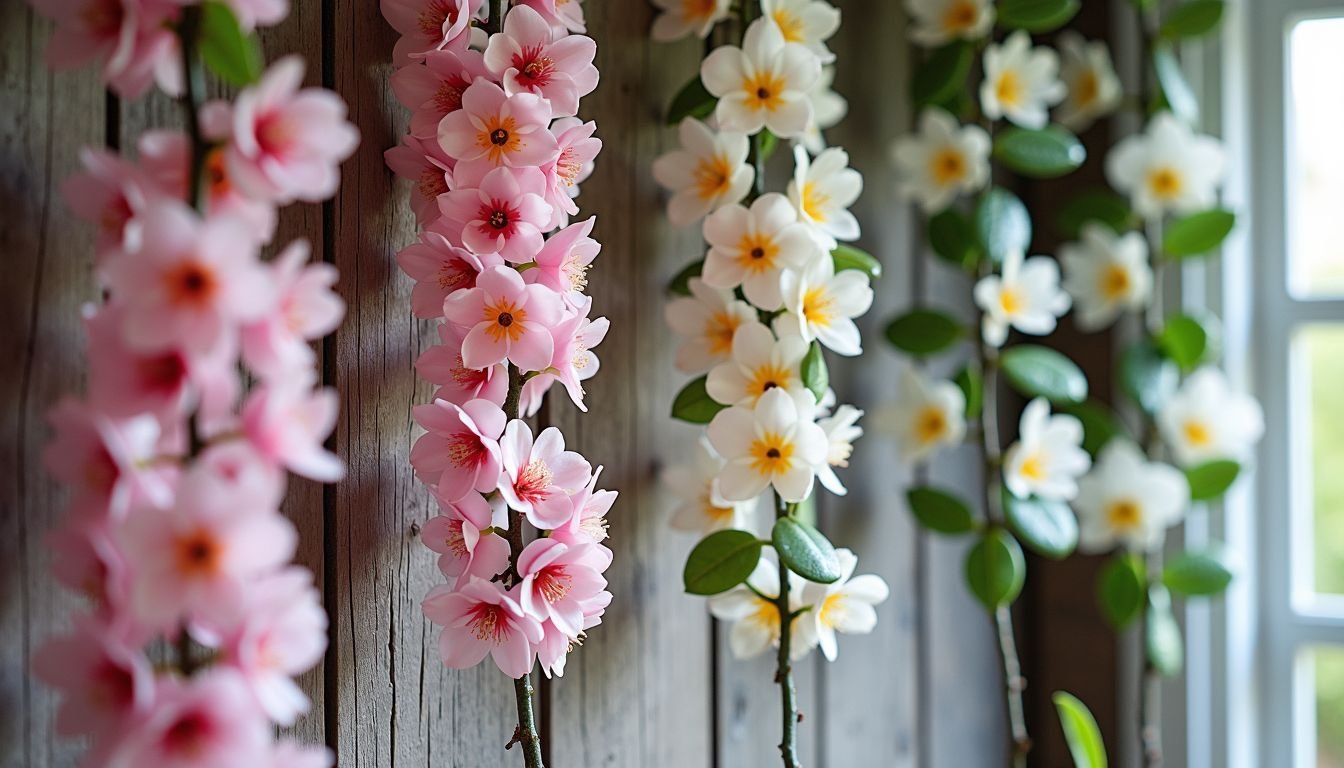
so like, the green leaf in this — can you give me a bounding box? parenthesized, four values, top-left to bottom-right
(801, 341, 829, 400)
(1054, 691, 1109, 768)
(1160, 0, 1226, 40)
(1061, 400, 1126, 457)
(683, 529, 763, 596)
(1120, 341, 1179, 415)
(996, 0, 1082, 32)
(1005, 495, 1079, 559)
(757, 129, 779, 163)
(832, 244, 882, 278)
(667, 259, 703, 296)
(1146, 585, 1184, 676)
(965, 529, 1027, 609)
(772, 517, 841, 584)
(1163, 549, 1234, 596)
(1185, 459, 1240, 501)
(1157, 313, 1211, 370)
(975, 187, 1033, 264)
(993, 126, 1087, 179)
(671, 376, 727, 424)
(955, 364, 984, 420)
(1058, 191, 1135, 239)
(666, 75, 717, 125)
(884, 309, 965, 357)
(928, 208, 983, 271)
(199, 1, 263, 87)
(1098, 552, 1146, 628)
(907, 486, 977, 535)
(913, 42, 976, 109)
(1153, 49, 1199, 124)
(1000, 345, 1089, 403)
(1164, 209, 1236, 258)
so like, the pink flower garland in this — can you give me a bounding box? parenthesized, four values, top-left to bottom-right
(27, 0, 357, 764)
(383, 0, 613, 713)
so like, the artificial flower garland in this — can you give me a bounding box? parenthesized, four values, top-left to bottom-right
(28, 0, 358, 763)
(652, 1, 889, 764)
(383, 0, 612, 765)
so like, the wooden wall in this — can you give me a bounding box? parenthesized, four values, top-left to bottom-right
(0, 0, 1102, 765)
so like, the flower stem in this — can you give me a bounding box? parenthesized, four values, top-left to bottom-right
(176, 5, 208, 214)
(773, 494, 801, 768)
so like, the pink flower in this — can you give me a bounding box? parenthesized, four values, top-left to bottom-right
(241, 240, 346, 379)
(517, 538, 608, 637)
(438, 79, 558, 169)
(391, 47, 489, 139)
(550, 467, 615, 568)
(498, 420, 592, 529)
(32, 621, 153, 738)
(240, 379, 343, 482)
(520, 301, 607, 413)
(137, 130, 278, 244)
(224, 56, 360, 204)
(385, 134, 454, 224)
(193, 442, 287, 513)
(104, 201, 274, 358)
(106, 669, 271, 768)
(527, 215, 599, 303)
(381, 0, 482, 64)
(422, 578, 543, 678)
(483, 5, 599, 118)
(443, 265, 564, 372)
(438, 165, 552, 262)
(61, 147, 158, 263)
(224, 0, 288, 29)
(85, 307, 191, 420)
(416, 323, 510, 405)
(397, 226, 501, 318)
(540, 118, 600, 228)
(36, 0, 181, 98)
(268, 742, 334, 768)
(221, 568, 326, 726)
(421, 492, 510, 583)
(535, 590, 608, 678)
(49, 520, 133, 620)
(410, 398, 505, 501)
(43, 399, 168, 520)
(514, 0, 585, 33)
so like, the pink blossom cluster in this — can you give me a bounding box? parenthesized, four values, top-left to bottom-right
(383, 0, 615, 680)
(28, 1, 359, 764)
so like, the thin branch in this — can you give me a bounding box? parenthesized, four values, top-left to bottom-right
(773, 494, 800, 768)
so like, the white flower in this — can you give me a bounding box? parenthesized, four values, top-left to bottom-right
(702, 192, 823, 310)
(787, 145, 862, 247)
(665, 277, 759, 374)
(890, 108, 991, 213)
(905, 0, 994, 45)
(708, 387, 828, 502)
(1002, 398, 1091, 501)
(875, 368, 967, 463)
(708, 551, 814, 660)
(652, 117, 755, 227)
(797, 548, 889, 661)
(650, 0, 732, 41)
(1157, 366, 1264, 467)
(974, 249, 1071, 347)
(761, 0, 841, 63)
(816, 404, 863, 495)
(1105, 112, 1227, 220)
(980, 31, 1066, 130)
(779, 253, 872, 356)
(665, 437, 759, 535)
(1056, 32, 1122, 131)
(700, 18, 821, 138)
(706, 321, 811, 407)
(1076, 440, 1189, 553)
(1060, 223, 1152, 331)
(800, 66, 848, 154)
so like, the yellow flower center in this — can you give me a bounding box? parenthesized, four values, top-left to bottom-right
(999, 286, 1024, 315)
(930, 147, 967, 186)
(702, 490, 737, 523)
(742, 71, 787, 113)
(476, 115, 522, 166)
(942, 0, 979, 33)
(1019, 453, 1045, 482)
(693, 153, 735, 202)
(995, 70, 1023, 108)
(819, 592, 845, 628)
(735, 233, 780, 274)
(1183, 419, 1213, 447)
(914, 405, 949, 445)
(772, 9, 805, 42)
(706, 310, 744, 356)
(682, 0, 717, 21)
(749, 432, 794, 476)
(801, 180, 830, 223)
(801, 286, 833, 328)
(481, 298, 529, 343)
(747, 363, 795, 401)
(1075, 70, 1099, 108)
(1106, 498, 1144, 532)
(1100, 263, 1132, 300)
(1147, 167, 1183, 200)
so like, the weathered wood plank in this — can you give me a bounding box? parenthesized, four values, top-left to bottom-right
(0, 5, 105, 767)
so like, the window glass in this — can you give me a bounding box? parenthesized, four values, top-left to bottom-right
(1309, 646, 1344, 767)
(1300, 326, 1344, 595)
(1288, 18, 1344, 298)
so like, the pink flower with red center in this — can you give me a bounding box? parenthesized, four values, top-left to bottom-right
(35, 0, 181, 98)
(483, 4, 599, 119)
(422, 578, 543, 679)
(107, 669, 271, 768)
(527, 216, 600, 304)
(192, 442, 288, 522)
(498, 420, 592, 529)
(43, 399, 168, 520)
(241, 240, 345, 380)
(32, 621, 153, 739)
(61, 147, 158, 264)
(515, 0, 586, 33)
(391, 47, 490, 140)
(104, 201, 274, 359)
(410, 397, 506, 501)
(416, 323, 510, 405)
(421, 492, 510, 583)
(385, 134, 454, 224)
(85, 307, 191, 421)
(517, 538, 608, 639)
(550, 467, 616, 567)
(438, 79, 559, 170)
(438, 165, 553, 262)
(520, 299, 608, 414)
(224, 56, 360, 204)
(443, 265, 564, 372)
(381, 0, 482, 64)
(541, 118, 600, 228)
(240, 378, 343, 482)
(397, 225, 502, 319)
(137, 129, 279, 245)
